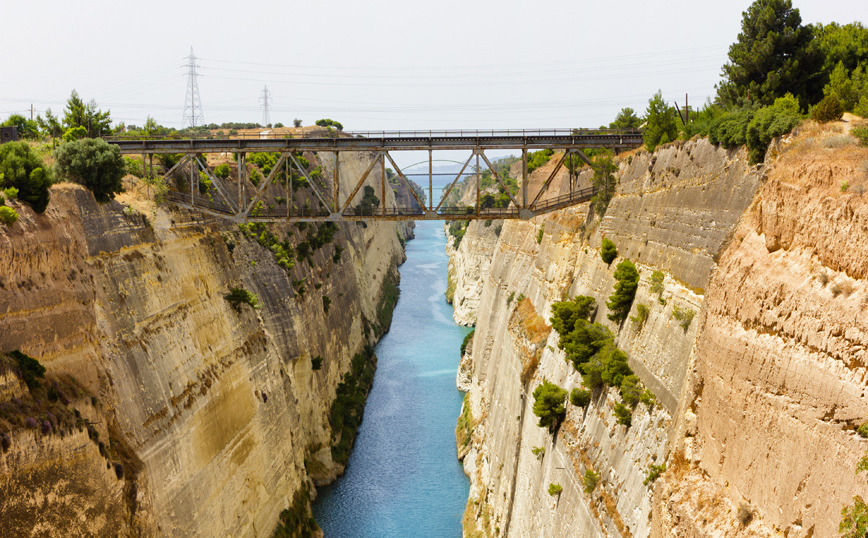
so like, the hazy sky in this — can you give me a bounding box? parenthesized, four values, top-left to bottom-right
(1, 0, 864, 135)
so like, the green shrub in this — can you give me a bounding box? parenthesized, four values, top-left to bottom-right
(607, 259, 639, 323)
(620, 374, 642, 407)
(461, 329, 475, 355)
(583, 470, 600, 494)
(54, 138, 125, 202)
(745, 97, 803, 163)
(602, 349, 632, 388)
(272, 485, 321, 538)
(613, 402, 632, 427)
(526, 148, 554, 174)
(812, 94, 844, 123)
(3, 187, 19, 199)
(0, 206, 18, 225)
(0, 141, 51, 212)
(570, 387, 592, 408)
(311, 356, 323, 370)
(644, 91, 678, 152)
(639, 389, 656, 407)
(322, 295, 331, 314)
(532, 380, 568, 433)
(550, 295, 595, 337)
(224, 288, 261, 312)
(644, 463, 666, 486)
(531, 446, 545, 460)
(315, 118, 343, 131)
(214, 163, 230, 179)
(329, 346, 377, 464)
(630, 303, 649, 332)
(507, 291, 515, 305)
(853, 126, 868, 147)
(600, 238, 617, 264)
(8, 350, 46, 390)
(649, 270, 665, 296)
(564, 322, 613, 373)
(858, 420, 868, 439)
(536, 223, 545, 244)
(672, 305, 695, 332)
(548, 483, 563, 496)
(855, 96, 868, 118)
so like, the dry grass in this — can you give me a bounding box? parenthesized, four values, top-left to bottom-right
(668, 450, 690, 482)
(513, 298, 552, 345)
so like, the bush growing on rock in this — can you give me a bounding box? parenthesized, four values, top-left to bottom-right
(570, 387, 592, 408)
(9, 351, 46, 390)
(600, 238, 617, 264)
(548, 483, 563, 496)
(460, 329, 475, 355)
(550, 295, 595, 337)
(644, 463, 666, 486)
(607, 259, 639, 323)
(53, 138, 126, 202)
(583, 470, 600, 494)
(224, 288, 261, 312)
(0, 206, 18, 226)
(613, 402, 632, 427)
(532, 380, 568, 433)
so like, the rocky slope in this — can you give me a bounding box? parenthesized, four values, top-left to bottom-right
(447, 129, 868, 537)
(0, 151, 409, 537)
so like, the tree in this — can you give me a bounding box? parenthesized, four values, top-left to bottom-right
(591, 152, 618, 216)
(570, 387, 592, 408)
(0, 141, 51, 212)
(1, 114, 39, 139)
(293, 119, 303, 127)
(62, 90, 112, 137)
(600, 238, 617, 264)
(37, 108, 62, 139)
(745, 94, 803, 163)
(643, 91, 678, 152)
(814, 22, 868, 74)
(607, 259, 639, 323)
(53, 138, 126, 201)
(550, 295, 596, 337)
(532, 380, 568, 433)
(609, 108, 641, 129)
(315, 118, 343, 131)
(717, 0, 823, 108)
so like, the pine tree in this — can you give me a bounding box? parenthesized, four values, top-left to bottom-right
(643, 91, 677, 152)
(717, 0, 823, 108)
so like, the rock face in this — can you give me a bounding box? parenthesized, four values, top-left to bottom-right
(446, 136, 853, 537)
(656, 136, 868, 538)
(0, 150, 408, 536)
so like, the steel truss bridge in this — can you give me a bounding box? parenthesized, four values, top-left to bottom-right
(108, 129, 643, 223)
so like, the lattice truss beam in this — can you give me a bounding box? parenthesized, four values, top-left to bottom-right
(142, 148, 601, 223)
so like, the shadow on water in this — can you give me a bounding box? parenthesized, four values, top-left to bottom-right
(312, 220, 472, 538)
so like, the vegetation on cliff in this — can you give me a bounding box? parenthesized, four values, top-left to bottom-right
(531, 380, 568, 433)
(272, 484, 321, 538)
(329, 345, 377, 465)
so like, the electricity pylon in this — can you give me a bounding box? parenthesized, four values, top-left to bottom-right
(182, 47, 205, 129)
(260, 86, 272, 127)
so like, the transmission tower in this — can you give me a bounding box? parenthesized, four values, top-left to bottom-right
(260, 86, 272, 127)
(182, 47, 205, 128)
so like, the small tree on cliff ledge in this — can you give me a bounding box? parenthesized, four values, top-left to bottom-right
(532, 380, 568, 433)
(607, 259, 639, 324)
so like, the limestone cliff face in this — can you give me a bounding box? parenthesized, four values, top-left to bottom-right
(655, 134, 868, 538)
(449, 138, 771, 537)
(0, 150, 407, 536)
(446, 222, 499, 326)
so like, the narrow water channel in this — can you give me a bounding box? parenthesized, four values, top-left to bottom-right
(312, 220, 471, 537)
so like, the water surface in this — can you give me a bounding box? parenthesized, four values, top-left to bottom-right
(313, 220, 471, 538)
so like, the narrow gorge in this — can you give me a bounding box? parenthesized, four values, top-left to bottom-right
(0, 149, 413, 536)
(448, 122, 868, 538)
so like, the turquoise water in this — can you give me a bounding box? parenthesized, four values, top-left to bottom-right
(313, 220, 471, 538)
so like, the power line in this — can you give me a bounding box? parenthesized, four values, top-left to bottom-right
(182, 47, 205, 128)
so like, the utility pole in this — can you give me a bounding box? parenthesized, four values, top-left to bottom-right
(259, 86, 272, 128)
(29, 104, 35, 121)
(182, 47, 205, 129)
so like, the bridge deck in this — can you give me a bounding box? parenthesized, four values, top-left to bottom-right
(108, 129, 642, 154)
(117, 129, 637, 222)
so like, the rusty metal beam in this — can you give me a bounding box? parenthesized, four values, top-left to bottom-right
(478, 150, 521, 210)
(435, 153, 474, 212)
(530, 150, 569, 209)
(385, 152, 429, 216)
(341, 153, 381, 214)
(242, 153, 288, 218)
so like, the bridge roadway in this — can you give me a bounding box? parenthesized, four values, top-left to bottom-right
(109, 129, 642, 222)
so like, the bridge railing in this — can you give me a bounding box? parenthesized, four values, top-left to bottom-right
(344, 207, 426, 217)
(343, 128, 643, 139)
(104, 128, 642, 142)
